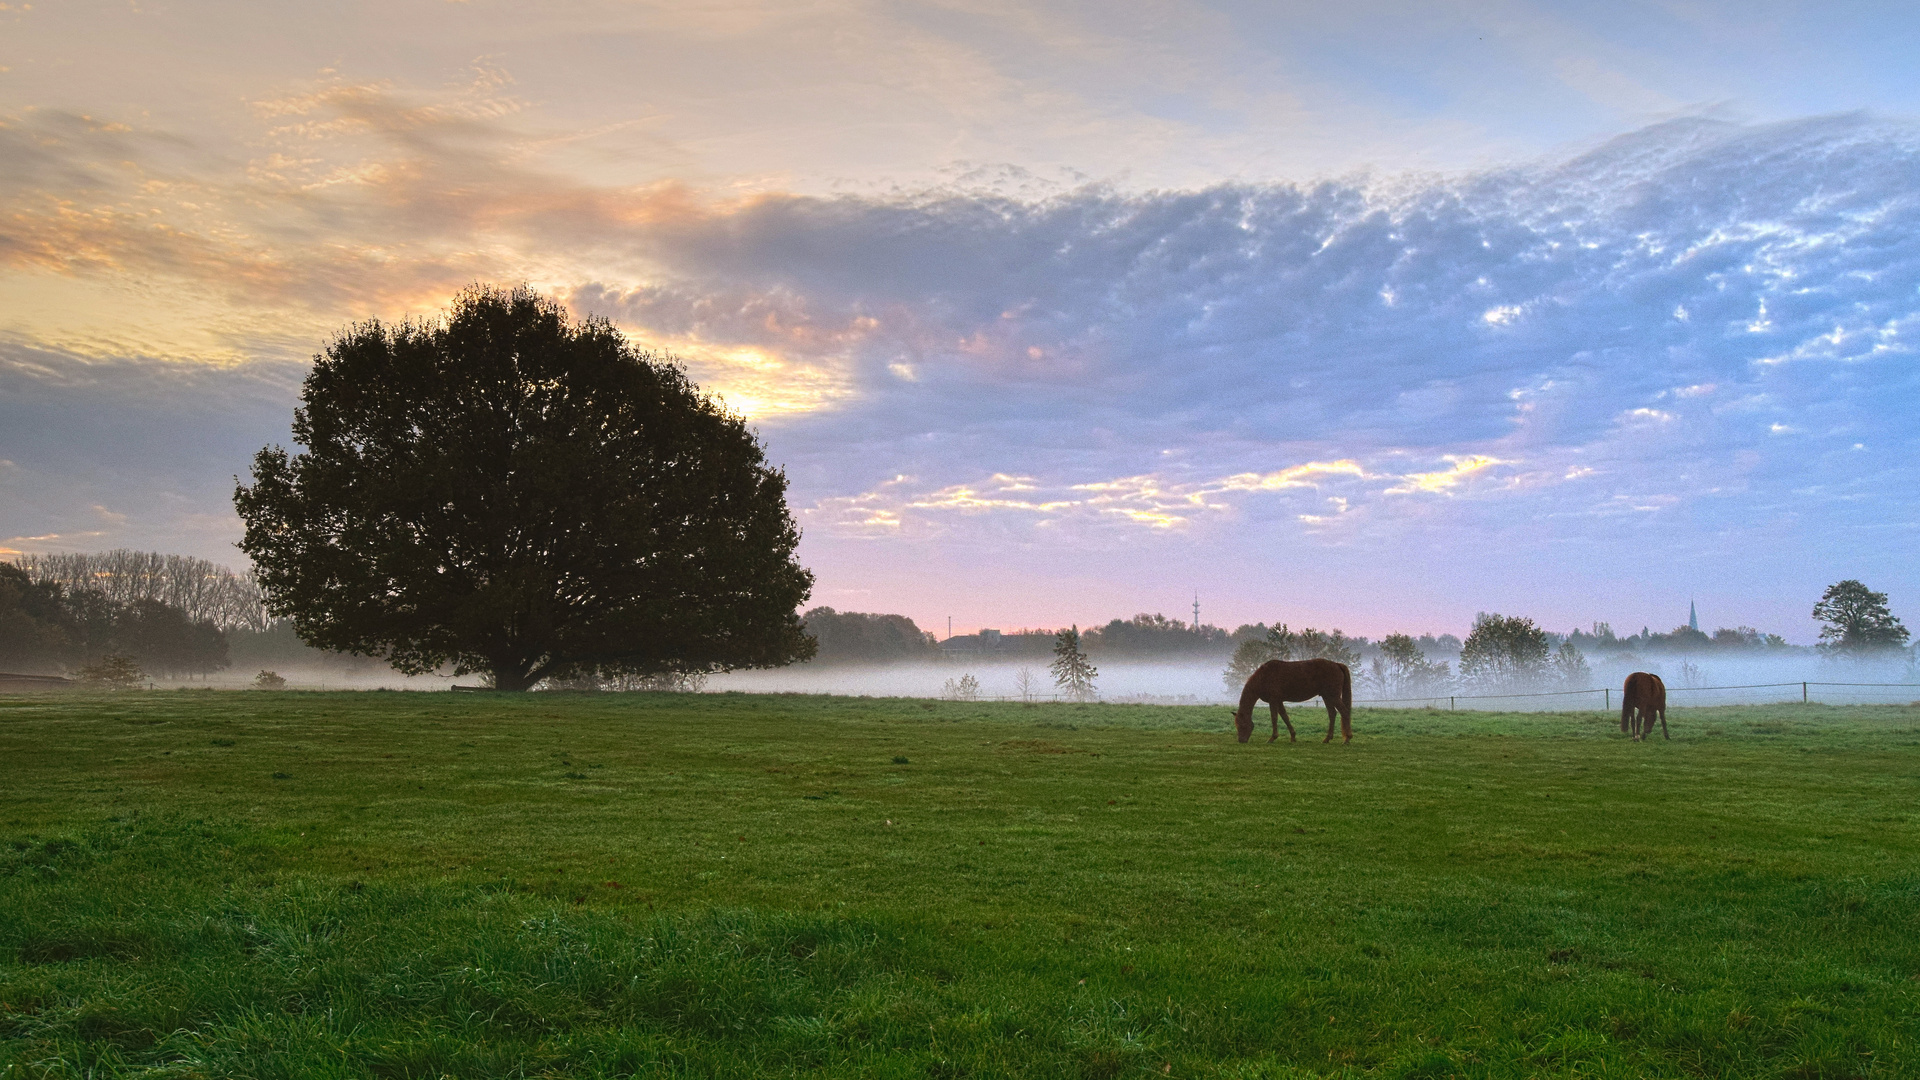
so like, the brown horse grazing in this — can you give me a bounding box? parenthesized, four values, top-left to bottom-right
(1621, 671, 1668, 741)
(1230, 658, 1353, 744)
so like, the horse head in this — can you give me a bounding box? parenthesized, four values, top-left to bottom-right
(1229, 707, 1253, 743)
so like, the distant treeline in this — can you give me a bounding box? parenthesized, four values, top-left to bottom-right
(1, 554, 379, 680)
(0, 562, 229, 677)
(0, 550, 1836, 687)
(800, 609, 1251, 665)
(13, 550, 270, 632)
(798, 608, 1813, 668)
(1566, 622, 1793, 655)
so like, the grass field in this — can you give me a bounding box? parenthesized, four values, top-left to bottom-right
(3, 691, 1919, 1078)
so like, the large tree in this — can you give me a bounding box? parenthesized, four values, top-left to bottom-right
(1812, 579, 1909, 657)
(234, 285, 816, 690)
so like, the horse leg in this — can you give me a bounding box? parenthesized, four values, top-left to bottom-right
(1659, 708, 1669, 740)
(1323, 697, 1338, 743)
(1272, 702, 1296, 743)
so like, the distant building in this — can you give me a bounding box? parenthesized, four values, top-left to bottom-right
(941, 629, 1001, 657)
(1689, 600, 1698, 632)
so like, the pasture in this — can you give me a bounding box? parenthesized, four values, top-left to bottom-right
(3, 691, 1919, 1078)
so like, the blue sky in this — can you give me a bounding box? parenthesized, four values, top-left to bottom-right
(2, 1, 1917, 642)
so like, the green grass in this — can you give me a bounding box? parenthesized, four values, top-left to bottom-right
(3, 691, 1919, 1078)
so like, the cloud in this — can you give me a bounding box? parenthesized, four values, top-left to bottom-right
(811, 454, 1538, 537)
(1384, 456, 1512, 496)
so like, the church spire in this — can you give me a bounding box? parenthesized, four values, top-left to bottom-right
(1689, 598, 1698, 632)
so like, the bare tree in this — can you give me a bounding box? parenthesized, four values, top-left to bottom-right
(13, 550, 269, 631)
(1012, 667, 1038, 702)
(941, 673, 981, 701)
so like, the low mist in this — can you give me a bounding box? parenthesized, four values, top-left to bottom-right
(142, 650, 1919, 709)
(707, 653, 1918, 710)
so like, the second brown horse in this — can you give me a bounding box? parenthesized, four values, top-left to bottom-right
(1621, 671, 1668, 741)
(1231, 658, 1353, 744)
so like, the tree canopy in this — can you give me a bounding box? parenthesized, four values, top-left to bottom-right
(1459, 612, 1553, 691)
(800, 608, 937, 665)
(1812, 580, 1909, 657)
(1369, 633, 1453, 697)
(1220, 622, 1365, 693)
(1083, 613, 1228, 657)
(234, 285, 815, 691)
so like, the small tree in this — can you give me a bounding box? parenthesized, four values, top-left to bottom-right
(253, 669, 288, 690)
(1459, 613, 1552, 692)
(1265, 623, 1298, 660)
(1370, 633, 1453, 697)
(941, 673, 981, 702)
(1813, 580, 1909, 657)
(1269, 623, 1362, 666)
(1551, 640, 1591, 690)
(1222, 637, 1277, 693)
(74, 654, 143, 690)
(1012, 667, 1038, 702)
(1050, 625, 1098, 701)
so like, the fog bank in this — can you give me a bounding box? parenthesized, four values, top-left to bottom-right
(121, 652, 1919, 710)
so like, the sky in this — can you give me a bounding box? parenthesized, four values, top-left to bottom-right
(3, 0, 1918, 644)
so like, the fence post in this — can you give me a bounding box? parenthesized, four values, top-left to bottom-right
(1803, 681, 1808, 703)
(1449, 695, 1455, 711)
(1604, 687, 1609, 711)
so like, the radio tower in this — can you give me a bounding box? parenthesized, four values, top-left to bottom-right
(1192, 592, 1201, 633)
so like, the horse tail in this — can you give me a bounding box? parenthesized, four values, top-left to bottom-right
(1341, 662, 1353, 718)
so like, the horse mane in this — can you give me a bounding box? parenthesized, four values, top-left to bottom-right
(1235, 677, 1265, 720)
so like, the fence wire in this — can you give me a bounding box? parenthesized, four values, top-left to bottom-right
(1355, 681, 1920, 711)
